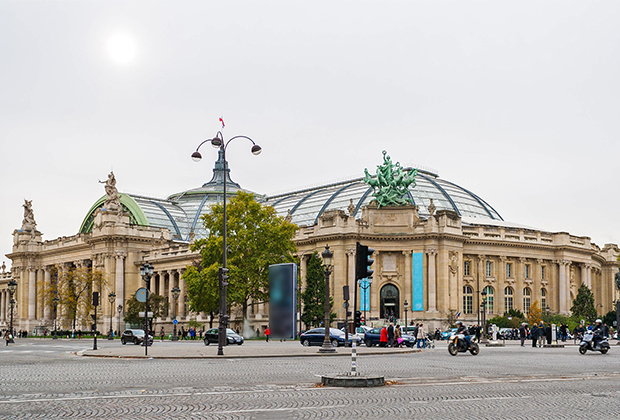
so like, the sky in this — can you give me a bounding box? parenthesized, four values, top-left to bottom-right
(1, 0, 620, 270)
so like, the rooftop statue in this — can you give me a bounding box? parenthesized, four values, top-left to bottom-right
(99, 171, 122, 211)
(21, 199, 37, 231)
(363, 150, 417, 207)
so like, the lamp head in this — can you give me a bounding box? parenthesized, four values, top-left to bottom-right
(191, 151, 202, 162)
(211, 137, 223, 148)
(321, 245, 333, 267)
(404, 300, 409, 309)
(108, 292, 116, 303)
(8, 279, 17, 294)
(172, 286, 181, 300)
(251, 144, 262, 155)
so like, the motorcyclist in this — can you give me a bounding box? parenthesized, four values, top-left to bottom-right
(592, 319, 603, 348)
(455, 321, 471, 347)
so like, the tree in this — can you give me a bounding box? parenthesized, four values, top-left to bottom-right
(300, 252, 336, 328)
(570, 284, 597, 323)
(527, 300, 543, 326)
(443, 309, 458, 328)
(39, 265, 106, 330)
(602, 310, 616, 327)
(124, 293, 169, 327)
(184, 261, 219, 328)
(187, 191, 297, 322)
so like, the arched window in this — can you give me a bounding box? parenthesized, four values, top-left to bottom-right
(483, 286, 494, 314)
(486, 260, 493, 277)
(523, 288, 531, 314)
(463, 286, 473, 314)
(541, 288, 547, 310)
(504, 286, 514, 312)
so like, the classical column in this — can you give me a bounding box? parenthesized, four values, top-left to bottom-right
(426, 249, 437, 312)
(43, 267, 51, 320)
(167, 271, 174, 319)
(557, 260, 569, 314)
(28, 267, 37, 320)
(584, 263, 592, 288)
(402, 251, 412, 310)
(114, 253, 126, 317)
(178, 271, 186, 318)
(0, 290, 5, 321)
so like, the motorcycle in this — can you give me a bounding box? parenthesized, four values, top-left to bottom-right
(579, 331, 609, 355)
(448, 332, 479, 356)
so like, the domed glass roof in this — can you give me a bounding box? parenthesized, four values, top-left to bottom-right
(80, 156, 502, 241)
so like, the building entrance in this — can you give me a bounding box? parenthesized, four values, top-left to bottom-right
(380, 284, 400, 321)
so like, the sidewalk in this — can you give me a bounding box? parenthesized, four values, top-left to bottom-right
(81, 340, 422, 359)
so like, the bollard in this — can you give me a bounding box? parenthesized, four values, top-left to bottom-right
(351, 339, 358, 376)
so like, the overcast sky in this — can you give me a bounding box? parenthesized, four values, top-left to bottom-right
(2, 1, 619, 270)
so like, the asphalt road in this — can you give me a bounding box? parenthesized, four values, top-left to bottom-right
(0, 338, 618, 419)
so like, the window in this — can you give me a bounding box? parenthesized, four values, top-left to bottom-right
(525, 264, 530, 279)
(486, 260, 492, 277)
(464, 261, 470, 276)
(541, 266, 546, 280)
(483, 286, 494, 314)
(504, 286, 514, 312)
(523, 288, 531, 314)
(541, 288, 547, 310)
(506, 263, 513, 278)
(463, 286, 473, 314)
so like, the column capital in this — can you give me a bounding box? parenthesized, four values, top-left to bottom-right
(425, 248, 437, 256)
(346, 248, 355, 256)
(536, 259, 544, 265)
(115, 251, 127, 260)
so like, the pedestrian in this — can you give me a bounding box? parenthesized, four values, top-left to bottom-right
(519, 323, 528, 347)
(379, 325, 388, 347)
(538, 322, 545, 347)
(4, 330, 11, 346)
(160, 327, 165, 341)
(395, 324, 403, 347)
(265, 327, 270, 342)
(411, 323, 419, 347)
(387, 322, 395, 347)
(530, 324, 538, 348)
(417, 324, 426, 348)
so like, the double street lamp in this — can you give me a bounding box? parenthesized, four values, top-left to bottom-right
(140, 262, 154, 356)
(171, 286, 180, 341)
(52, 296, 59, 340)
(319, 245, 336, 353)
(192, 129, 261, 356)
(108, 292, 116, 340)
(8, 279, 17, 343)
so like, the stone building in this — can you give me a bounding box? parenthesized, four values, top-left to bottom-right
(5, 152, 620, 333)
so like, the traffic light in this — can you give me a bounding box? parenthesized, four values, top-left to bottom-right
(219, 267, 229, 287)
(354, 310, 362, 328)
(355, 242, 374, 280)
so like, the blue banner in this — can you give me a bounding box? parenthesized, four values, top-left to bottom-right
(412, 252, 424, 311)
(359, 279, 370, 311)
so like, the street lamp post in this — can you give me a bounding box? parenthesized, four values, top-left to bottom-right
(403, 300, 409, 330)
(319, 245, 336, 353)
(192, 129, 261, 356)
(140, 262, 154, 356)
(8, 279, 17, 343)
(117, 304, 123, 336)
(108, 292, 116, 340)
(171, 286, 180, 341)
(480, 290, 488, 344)
(546, 305, 550, 325)
(52, 296, 59, 340)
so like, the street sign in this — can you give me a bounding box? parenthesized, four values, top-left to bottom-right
(136, 287, 150, 303)
(138, 311, 154, 318)
(173, 319, 178, 325)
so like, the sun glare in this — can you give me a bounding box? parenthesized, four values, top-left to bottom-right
(107, 33, 137, 65)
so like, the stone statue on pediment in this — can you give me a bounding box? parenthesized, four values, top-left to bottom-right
(21, 199, 37, 231)
(99, 171, 122, 211)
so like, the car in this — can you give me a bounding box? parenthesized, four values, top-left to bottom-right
(363, 327, 416, 347)
(340, 325, 372, 341)
(203, 328, 244, 346)
(442, 328, 458, 340)
(120, 329, 153, 345)
(300, 328, 359, 347)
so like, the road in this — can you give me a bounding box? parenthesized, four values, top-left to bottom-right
(0, 338, 618, 419)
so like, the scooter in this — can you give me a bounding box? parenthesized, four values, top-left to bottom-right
(448, 332, 479, 356)
(579, 331, 609, 355)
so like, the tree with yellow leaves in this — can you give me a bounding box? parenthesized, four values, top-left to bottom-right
(527, 299, 543, 326)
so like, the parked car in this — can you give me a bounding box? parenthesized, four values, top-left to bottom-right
(121, 329, 153, 345)
(300, 328, 360, 347)
(340, 325, 372, 341)
(363, 327, 415, 347)
(203, 328, 244, 346)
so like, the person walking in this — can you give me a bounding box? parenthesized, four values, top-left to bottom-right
(530, 324, 539, 348)
(379, 325, 388, 347)
(4, 330, 11, 346)
(417, 323, 426, 349)
(387, 323, 395, 348)
(265, 327, 270, 342)
(519, 323, 528, 347)
(394, 324, 403, 347)
(160, 327, 165, 342)
(538, 322, 545, 347)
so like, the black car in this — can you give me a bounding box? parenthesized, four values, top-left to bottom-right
(121, 329, 153, 345)
(299, 328, 360, 347)
(363, 327, 415, 347)
(203, 328, 244, 346)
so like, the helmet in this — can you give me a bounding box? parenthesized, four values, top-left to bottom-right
(456, 321, 463, 326)
(596, 319, 602, 324)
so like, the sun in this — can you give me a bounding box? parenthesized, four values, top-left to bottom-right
(107, 33, 137, 65)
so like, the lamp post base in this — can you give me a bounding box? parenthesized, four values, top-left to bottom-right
(318, 343, 337, 353)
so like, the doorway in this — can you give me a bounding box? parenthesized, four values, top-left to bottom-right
(380, 284, 400, 321)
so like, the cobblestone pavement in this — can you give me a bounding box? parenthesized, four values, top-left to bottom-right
(1, 339, 618, 419)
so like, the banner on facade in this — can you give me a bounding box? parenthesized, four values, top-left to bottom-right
(359, 278, 370, 311)
(412, 252, 424, 311)
(268, 263, 297, 339)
